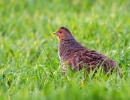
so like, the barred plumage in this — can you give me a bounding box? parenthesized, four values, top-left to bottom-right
(53, 27, 120, 75)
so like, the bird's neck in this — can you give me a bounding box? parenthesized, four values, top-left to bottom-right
(58, 38, 84, 62)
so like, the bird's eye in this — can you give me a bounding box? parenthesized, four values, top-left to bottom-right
(60, 31, 62, 33)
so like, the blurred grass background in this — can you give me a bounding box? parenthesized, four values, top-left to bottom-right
(0, 0, 130, 100)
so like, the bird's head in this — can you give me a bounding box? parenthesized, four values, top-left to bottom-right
(53, 27, 73, 41)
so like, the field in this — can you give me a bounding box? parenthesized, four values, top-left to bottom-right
(0, 0, 130, 100)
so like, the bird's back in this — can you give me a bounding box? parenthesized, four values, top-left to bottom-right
(65, 48, 119, 74)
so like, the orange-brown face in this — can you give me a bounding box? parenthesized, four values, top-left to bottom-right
(53, 27, 71, 40)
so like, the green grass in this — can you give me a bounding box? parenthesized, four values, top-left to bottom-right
(0, 0, 130, 100)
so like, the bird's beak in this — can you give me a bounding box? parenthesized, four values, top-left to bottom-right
(53, 32, 56, 34)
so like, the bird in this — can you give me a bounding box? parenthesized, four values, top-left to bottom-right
(53, 26, 120, 76)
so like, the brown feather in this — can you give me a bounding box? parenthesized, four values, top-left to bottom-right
(54, 27, 120, 75)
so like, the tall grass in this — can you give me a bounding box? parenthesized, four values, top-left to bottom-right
(0, 0, 130, 100)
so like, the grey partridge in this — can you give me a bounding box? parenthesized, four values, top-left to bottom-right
(53, 27, 120, 75)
